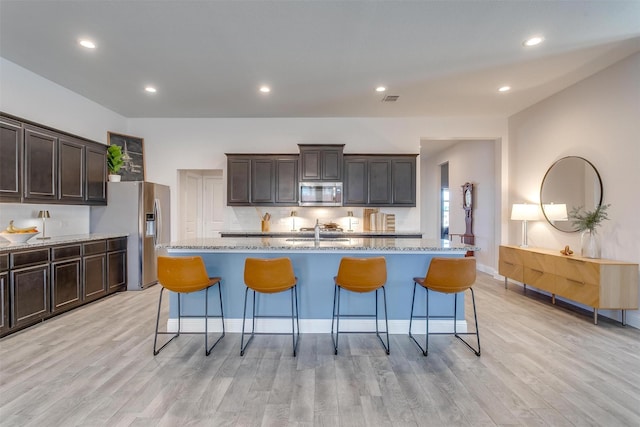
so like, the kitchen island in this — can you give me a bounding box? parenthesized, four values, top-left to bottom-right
(162, 237, 479, 334)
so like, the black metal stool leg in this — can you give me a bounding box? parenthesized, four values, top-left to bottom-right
(331, 285, 341, 355)
(454, 288, 481, 356)
(153, 287, 180, 356)
(375, 286, 390, 354)
(240, 287, 255, 356)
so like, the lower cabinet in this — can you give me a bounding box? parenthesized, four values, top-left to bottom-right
(1, 237, 127, 337)
(1, 253, 9, 335)
(10, 260, 50, 330)
(51, 244, 82, 313)
(83, 240, 107, 302)
(107, 237, 127, 293)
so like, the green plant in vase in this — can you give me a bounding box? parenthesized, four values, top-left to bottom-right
(568, 204, 610, 258)
(107, 145, 124, 181)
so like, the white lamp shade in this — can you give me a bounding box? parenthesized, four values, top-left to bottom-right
(511, 204, 541, 221)
(543, 203, 568, 221)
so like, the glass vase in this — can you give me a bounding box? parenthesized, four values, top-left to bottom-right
(580, 229, 601, 258)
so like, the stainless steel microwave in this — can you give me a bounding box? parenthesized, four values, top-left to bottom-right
(299, 182, 343, 206)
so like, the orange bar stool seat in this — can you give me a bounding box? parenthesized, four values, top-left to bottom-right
(153, 256, 225, 356)
(409, 257, 480, 356)
(332, 256, 389, 355)
(241, 257, 299, 356)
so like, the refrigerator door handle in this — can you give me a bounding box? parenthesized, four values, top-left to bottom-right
(154, 198, 161, 247)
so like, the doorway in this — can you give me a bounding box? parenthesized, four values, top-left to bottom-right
(178, 170, 224, 239)
(440, 162, 449, 239)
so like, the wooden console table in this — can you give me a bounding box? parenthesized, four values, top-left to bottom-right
(499, 245, 638, 325)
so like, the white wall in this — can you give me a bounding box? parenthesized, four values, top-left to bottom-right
(421, 140, 497, 272)
(128, 117, 507, 243)
(1, 58, 128, 233)
(507, 52, 640, 327)
(1, 58, 127, 143)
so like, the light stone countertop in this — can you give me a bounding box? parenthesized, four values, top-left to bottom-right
(163, 237, 479, 254)
(0, 233, 128, 253)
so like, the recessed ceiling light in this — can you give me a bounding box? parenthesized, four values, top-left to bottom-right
(376, 86, 386, 92)
(523, 36, 544, 47)
(79, 39, 96, 49)
(498, 86, 511, 93)
(259, 86, 271, 93)
(145, 86, 157, 93)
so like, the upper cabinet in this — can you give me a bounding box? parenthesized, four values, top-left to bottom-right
(343, 154, 417, 207)
(298, 144, 344, 181)
(0, 114, 107, 205)
(0, 116, 23, 202)
(227, 154, 298, 206)
(23, 125, 58, 201)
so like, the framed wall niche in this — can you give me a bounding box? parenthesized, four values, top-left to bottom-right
(107, 132, 145, 181)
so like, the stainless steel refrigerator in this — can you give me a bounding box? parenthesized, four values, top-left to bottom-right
(91, 182, 170, 290)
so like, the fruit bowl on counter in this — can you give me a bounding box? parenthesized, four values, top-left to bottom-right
(0, 231, 40, 243)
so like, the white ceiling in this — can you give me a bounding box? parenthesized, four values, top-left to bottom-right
(1, 0, 639, 118)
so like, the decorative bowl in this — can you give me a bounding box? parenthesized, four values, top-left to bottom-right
(0, 231, 40, 243)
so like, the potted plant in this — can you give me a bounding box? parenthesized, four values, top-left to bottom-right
(107, 145, 124, 182)
(568, 204, 610, 258)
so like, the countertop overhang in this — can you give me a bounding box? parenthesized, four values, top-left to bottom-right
(0, 233, 128, 253)
(162, 237, 479, 255)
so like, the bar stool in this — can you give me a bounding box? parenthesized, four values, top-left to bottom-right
(332, 256, 389, 355)
(409, 257, 480, 356)
(153, 256, 225, 356)
(241, 257, 299, 356)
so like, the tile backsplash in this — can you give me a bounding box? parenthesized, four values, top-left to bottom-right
(0, 203, 90, 238)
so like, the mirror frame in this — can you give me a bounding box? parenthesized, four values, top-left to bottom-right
(539, 156, 603, 233)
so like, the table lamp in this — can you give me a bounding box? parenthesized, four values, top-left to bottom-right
(37, 210, 51, 240)
(511, 204, 540, 247)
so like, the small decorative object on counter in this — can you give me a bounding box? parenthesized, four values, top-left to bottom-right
(314, 219, 320, 242)
(568, 204, 610, 259)
(560, 245, 573, 256)
(261, 212, 271, 232)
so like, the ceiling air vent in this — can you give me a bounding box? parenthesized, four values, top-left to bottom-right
(381, 95, 399, 102)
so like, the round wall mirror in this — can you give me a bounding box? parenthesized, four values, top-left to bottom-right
(540, 156, 602, 233)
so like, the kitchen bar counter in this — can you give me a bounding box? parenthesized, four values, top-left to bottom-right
(162, 237, 478, 335)
(220, 231, 423, 238)
(0, 233, 128, 253)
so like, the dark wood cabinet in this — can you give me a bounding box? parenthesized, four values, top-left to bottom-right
(85, 143, 107, 204)
(83, 241, 107, 301)
(227, 157, 251, 205)
(343, 158, 368, 205)
(251, 158, 275, 203)
(107, 237, 127, 293)
(9, 248, 50, 329)
(391, 158, 416, 205)
(275, 157, 298, 204)
(0, 272, 8, 336)
(58, 137, 85, 202)
(298, 144, 344, 181)
(368, 159, 392, 205)
(51, 244, 82, 313)
(227, 154, 299, 206)
(23, 126, 58, 201)
(0, 117, 23, 202)
(0, 254, 8, 336)
(1, 237, 127, 337)
(343, 155, 417, 207)
(0, 114, 107, 205)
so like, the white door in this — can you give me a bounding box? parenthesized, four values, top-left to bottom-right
(179, 170, 224, 239)
(203, 175, 224, 237)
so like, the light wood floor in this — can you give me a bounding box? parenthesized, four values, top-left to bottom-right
(1, 272, 639, 426)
